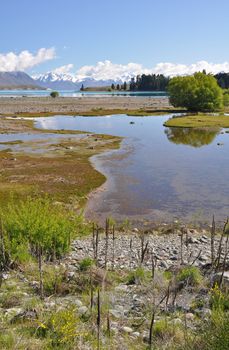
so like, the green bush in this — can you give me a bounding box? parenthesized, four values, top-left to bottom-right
(187, 310, 229, 350)
(223, 89, 229, 106)
(79, 257, 94, 272)
(50, 91, 59, 98)
(127, 267, 149, 285)
(168, 72, 223, 111)
(176, 266, 202, 286)
(45, 307, 82, 348)
(1, 196, 82, 265)
(210, 284, 229, 311)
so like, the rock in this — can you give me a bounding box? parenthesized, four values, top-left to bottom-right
(187, 237, 199, 244)
(115, 284, 128, 292)
(10, 310, 37, 323)
(122, 326, 133, 333)
(199, 255, 208, 262)
(160, 261, 169, 269)
(170, 256, 178, 261)
(78, 306, 88, 315)
(213, 271, 229, 287)
(132, 332, 140, 337)
(186, 312, 195, 321)
(217, 142, 224, 146)
(5, 308, 23, 322)
(200, 235, 208, 241)
(110, 309, 123, 318)
(74, 299, 83, 307)
(67, 271, 75, 279)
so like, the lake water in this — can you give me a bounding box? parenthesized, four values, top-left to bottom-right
(35, 114, 229, 224)
(0, 90, 167, 98)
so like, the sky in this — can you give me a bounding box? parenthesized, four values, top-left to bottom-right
(1, 0, 229, 79)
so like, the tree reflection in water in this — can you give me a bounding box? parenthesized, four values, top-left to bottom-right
(165, 127, 220, 147)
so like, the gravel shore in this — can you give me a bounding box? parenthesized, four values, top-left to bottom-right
(0, 96, 170, 114)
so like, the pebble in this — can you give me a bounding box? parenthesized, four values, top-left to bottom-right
(122, 326, 133, 333)
(78, 306, 88, 315)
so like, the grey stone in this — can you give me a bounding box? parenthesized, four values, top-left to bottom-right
(78, 306, 88, 315)
(122, 326, 133, 333)
(74, 299, 83, 307)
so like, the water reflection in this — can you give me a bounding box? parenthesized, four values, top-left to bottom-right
(165, 127, 219, 147)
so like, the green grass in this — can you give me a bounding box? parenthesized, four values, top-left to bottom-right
(164, 113, 229, 128)
(176, 266, 202, 286)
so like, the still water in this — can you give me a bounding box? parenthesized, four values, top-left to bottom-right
(35, 114, 229, 224)
(0, 90, 167, 98)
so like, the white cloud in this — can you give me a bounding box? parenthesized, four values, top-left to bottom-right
(75, 60, 151, 81)
(52, 63, 74, 75)
(152, 61, 229, 76)
(34, 59, 229, 82)
(70, 60, 229, 81)
(0, 48, 56, 72)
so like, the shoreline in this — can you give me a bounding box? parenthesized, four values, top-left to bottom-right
(0, 96, 171, 115)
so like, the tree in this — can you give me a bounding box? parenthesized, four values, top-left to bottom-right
(129, 77, 136, 91)
(111, 83, 115, 90)
(116, 84, 120, 90)
(80, 84, 84, 91)
(168, 72, 223, 112)
(123, 81, 127, 90)
(50, 91, 59, 98)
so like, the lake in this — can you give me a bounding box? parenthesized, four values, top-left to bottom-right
(0, 90, 167, 98)
(35, 114, 229, 225)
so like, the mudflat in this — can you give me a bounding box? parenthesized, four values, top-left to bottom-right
(0, 96, 170, 115)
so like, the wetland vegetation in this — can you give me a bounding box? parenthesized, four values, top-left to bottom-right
(0, 79, 229, 349)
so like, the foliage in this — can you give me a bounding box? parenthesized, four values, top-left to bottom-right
(130, 74, 169, 91)
(176, 266, 202, 286)
(187, 310, 229, 350)
(127, 267, 149, 285)
(164, 113, 229, 128)
(47, 308, 81, 348)
(1, 196, 82, 266)
(79, 257, 94, 272)
(210, 284, 229, 311)
(50, 91, 59, 98)
(223, 89, 229, 106)
(215, 72, 229, 89)
(168, 72, 223, 111)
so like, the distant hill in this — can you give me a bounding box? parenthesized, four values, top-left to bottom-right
(0, 71, 42, 89)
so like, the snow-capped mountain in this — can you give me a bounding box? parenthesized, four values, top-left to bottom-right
(33, 72, 122, 90)
(33, 72, 79, 90)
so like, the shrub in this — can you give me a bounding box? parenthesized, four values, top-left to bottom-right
(176, 266, 202, 286)
(168, 72, 223, 112)
(187, 310, 229, 350)
(1, 196, 82, 265)
(153, 319, 183, 341)
(79, 257, 94, 272)
(223, 89, 229, 106)
(50, 91, 59, 98)
(46, 308, 82, 348)
(127, 267, 149, 285)
(210, 284, 229, 311)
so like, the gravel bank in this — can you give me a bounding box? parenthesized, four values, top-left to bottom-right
(0, 96, 170, 114)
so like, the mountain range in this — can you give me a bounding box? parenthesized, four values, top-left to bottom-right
(33, 72, 121, 90)
(0, 71, 42, 89)
(0, 71, 121, 90)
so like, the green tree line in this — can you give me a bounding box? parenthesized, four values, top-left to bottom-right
(111, 72, 229, 93)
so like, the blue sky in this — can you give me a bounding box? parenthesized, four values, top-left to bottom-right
(1, 0, 229, 77)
